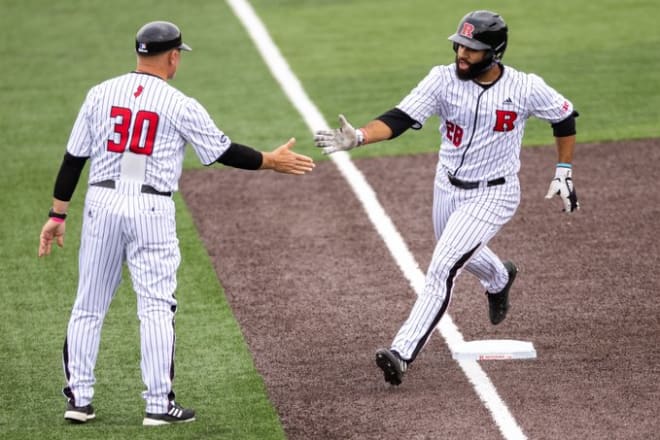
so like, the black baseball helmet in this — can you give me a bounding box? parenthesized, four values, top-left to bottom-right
(135, 21, 192, 55)
(448, 10, 508, 61)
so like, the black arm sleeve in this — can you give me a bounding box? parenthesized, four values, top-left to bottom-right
(216, 142, 263, 170)
(552, 111, 579, 137)
(376, 108, 420, 139)
(53, 152, 88, 201)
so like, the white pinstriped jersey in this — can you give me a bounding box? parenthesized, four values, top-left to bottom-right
(397, 64, 574, 181)
(66, 72, 232, 192)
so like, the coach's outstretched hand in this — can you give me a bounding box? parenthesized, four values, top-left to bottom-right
(39, 219, 66, 257)
(261, 138, 315, 175)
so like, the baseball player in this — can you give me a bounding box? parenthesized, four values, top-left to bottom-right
(314, 10, 578, 385)
(38, 21, 314, 424)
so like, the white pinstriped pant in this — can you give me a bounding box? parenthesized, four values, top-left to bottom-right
(392, 168, 521, 362)
(63, 181, 180, 413)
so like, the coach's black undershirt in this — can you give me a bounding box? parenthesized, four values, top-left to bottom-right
(53, 152, 88, 201)
(552, 111, 579, 137)
(216, 142, 263, 170)
(376, 108, 421, 138)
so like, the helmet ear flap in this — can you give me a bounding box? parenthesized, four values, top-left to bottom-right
(492, 40, 507, 61)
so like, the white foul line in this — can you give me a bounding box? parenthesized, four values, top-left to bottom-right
(225, 1, 528, 439)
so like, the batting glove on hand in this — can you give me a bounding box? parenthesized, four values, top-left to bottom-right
(545, 164, 579, 213)
(313, 114, 364, 155)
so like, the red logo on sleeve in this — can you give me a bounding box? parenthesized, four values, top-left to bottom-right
(493, 110, 518, 132)
(460, 22, 475, 38)
(561, 101, 570, 113)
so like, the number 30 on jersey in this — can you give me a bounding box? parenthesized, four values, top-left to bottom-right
(107, 106, 159, 155)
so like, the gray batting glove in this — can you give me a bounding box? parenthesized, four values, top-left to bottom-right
(314, 114, 363, 155)
(545, 165, 579, 213)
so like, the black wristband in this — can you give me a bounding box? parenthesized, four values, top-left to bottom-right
(48, 208, 67, 220)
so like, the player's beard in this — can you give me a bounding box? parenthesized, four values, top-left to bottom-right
(455, 55, 494, 80)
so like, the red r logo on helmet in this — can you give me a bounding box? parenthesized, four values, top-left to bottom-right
(460, 22, 475, 38)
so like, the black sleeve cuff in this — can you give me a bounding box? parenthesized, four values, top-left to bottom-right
(53, 152, 88, 201)
(376, 108, 420, 139)
(216, 142, 263, 170)
(552, 111, 579, 137)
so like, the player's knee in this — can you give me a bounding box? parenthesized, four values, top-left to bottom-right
(137, 296, 178, 320)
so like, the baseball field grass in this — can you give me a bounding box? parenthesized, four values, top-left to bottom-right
(0, 0, 657, 439)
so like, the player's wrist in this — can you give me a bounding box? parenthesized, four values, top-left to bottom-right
(356, 128, 368, 146)
(259, 151, 276, 170)
(553, 164, 572, 179)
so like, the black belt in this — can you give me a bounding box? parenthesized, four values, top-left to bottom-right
(91, 180, 172, 197)
(448, 174, 506, 190)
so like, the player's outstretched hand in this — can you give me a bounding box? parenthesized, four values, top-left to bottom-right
(545, 165, 579, 213)
(314, 114, 360, 154)
(262, 138, 315, 175)
(38, 219, 66, 257)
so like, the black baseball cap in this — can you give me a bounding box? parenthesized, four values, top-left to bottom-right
(135, 21, 192, 55)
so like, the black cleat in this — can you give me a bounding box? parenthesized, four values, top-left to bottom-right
(375, 348, 408, 386)
(143, 401, 196, 426)
(64, 400, 96, 423)
(487, 261, 518, 325)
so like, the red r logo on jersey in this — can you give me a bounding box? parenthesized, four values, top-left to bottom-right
(460, 22, 475, 38)
(493, 110, 518, 132)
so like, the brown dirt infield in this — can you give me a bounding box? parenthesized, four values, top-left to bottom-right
(180, 139, 660, 440)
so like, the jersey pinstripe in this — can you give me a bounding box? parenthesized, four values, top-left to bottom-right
(398, 64, 574, 181)
(66, 72, 232, 191)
